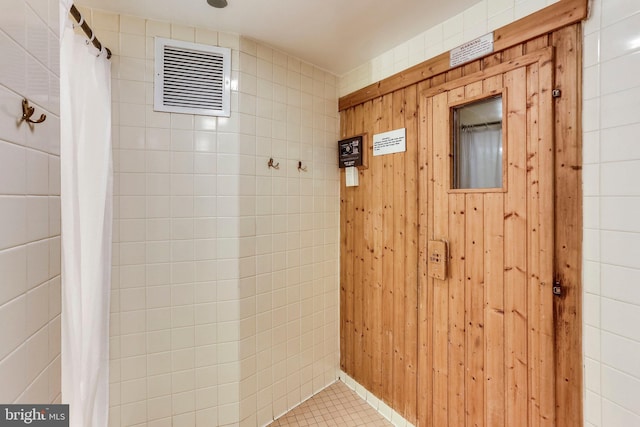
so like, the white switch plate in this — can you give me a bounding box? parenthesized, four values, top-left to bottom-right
(346, 166, 359, 187)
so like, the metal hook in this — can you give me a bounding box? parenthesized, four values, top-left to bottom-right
(297, 161, 307, 172)
(267, 158, 280, 170)
(21, 99, 46, 124)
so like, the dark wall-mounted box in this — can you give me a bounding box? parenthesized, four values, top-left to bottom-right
(338, 134, 368, 169)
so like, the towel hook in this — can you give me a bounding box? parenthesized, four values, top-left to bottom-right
(297, 161, 307, 172)
(21, 99, 46, 124)
(267, 158, 280, 170)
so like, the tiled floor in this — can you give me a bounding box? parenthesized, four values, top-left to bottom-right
(267, 381, 393, 427)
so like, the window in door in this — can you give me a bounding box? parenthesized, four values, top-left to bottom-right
(452, 95, 503, 189)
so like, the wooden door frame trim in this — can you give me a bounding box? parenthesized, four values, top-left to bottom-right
(419, 48, 553, 99)
(338, 0, 587, 111)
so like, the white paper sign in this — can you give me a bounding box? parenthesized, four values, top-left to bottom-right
(373, 128, 406, 156)
(450, 33, 494, 67)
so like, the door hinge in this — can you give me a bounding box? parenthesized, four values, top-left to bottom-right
(552, 280, 562, 296)
(552, 89, 562, 98)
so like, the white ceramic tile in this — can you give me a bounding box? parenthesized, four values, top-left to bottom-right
(0, 246, 27, 307)
(601, 124, 640, 162)
(601, 365, 640, 416)
(25, 239, 48, 291)
(92, 10, 119, 32)
(171, 24, 195, 42)
(120, 310, 146, 335)
(147, 396, 172, 421)
(602, 398, 640, 427)
(601, 161, 640, 196)
(601, 296, 640, 342)
(118, 56, 146, 82)
(0, 344, 27, 403)
(0, 31, 27, 97)
(120, 15, 145, 35)
(514, 0, 546, 19)
(119, 33, 146, 59)
(25, 6, 48, 67)
(601, 197, 640, 232)
(601, 264, 640, 306)
(488, 0, 512, 17)
(0, 294, 27, 362)
(602, 0, 640, 29)
(26, 196, 48, 241)
(600, 13, 640, 62)
(26, 281, 49, 335)
(25, 55, 47, 109)
(26, 148, 49, 195)
(601, 51, 640, 96)
(0, 142, 26, 194)
(583, 64, 601, 101)
(120, 126, 146, 150)
(601, 331, 640, 381)
(121, 400, 147, 426)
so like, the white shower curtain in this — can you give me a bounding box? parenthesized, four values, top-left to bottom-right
(457, 125, 502, 188)
(59, 2, 112, 426)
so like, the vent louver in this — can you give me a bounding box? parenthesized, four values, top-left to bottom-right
(154, 38, 231, 117)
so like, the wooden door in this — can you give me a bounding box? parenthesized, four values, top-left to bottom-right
(418, 48, 556, 427)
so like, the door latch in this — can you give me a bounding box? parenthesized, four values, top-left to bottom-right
(427, 240, 448, 280)
(552, 280, 562, 296)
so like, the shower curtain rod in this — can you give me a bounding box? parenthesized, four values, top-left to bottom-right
(461, 120, 502, 130)
(69, 4, 112, 59)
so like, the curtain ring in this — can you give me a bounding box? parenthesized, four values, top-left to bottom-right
(74, 15, 84, 28)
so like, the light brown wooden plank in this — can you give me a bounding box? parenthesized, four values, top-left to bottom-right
(392, 89, 407, 411)
(381, 92, 395, 404)
(524, 34, 550, 54)
(525, 62, 542, 427)
(403, 85, 419, 423)
(361, 99, 374, 393)
(432, 91, 450, 426)
(463, 60, 482, 76)
(465, 80, 483, 99)
(482, 74, 506, 427)
(504, 65, 529, 427)
(353, 104, 365, 383)
(537, 47, 557, 427)
(417, 82, 433, 427)
(371, 95, 386, 398)
(341, 108, 356, 375)
(483, 52, 503, 69)
(446, 67, 463, 83)
(447, 86, 466, 427)
(466, 192, 485, 427)
(552, 24, 583, 427)
(339, 110, 348, 372)
(501, 44, 524, 62)
(484, 192, 506, 427)
(448, 193, 466, 427)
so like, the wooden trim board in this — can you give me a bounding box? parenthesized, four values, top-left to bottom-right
(338, 0, 587, 111)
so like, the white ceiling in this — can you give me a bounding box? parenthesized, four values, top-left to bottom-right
(76, 0, 480, 76)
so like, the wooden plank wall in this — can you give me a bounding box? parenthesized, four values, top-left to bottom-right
(339, 24, 582, 427)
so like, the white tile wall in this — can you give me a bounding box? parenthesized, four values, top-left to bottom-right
(86, 8, 340, 426)
(339, 0, 560, 95)
(0, 0, 61, 405)
(583, 0, 640, 425)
